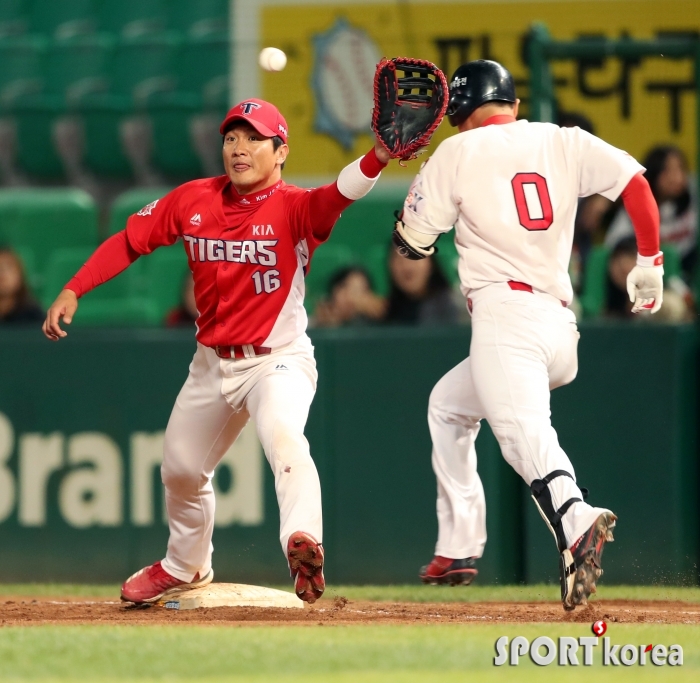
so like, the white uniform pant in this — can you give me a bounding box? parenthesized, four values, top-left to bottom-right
(160, 335, 321, 582)
(431, 283, 608, 559)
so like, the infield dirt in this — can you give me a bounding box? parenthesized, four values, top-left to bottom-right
(2, 596, 699, 626)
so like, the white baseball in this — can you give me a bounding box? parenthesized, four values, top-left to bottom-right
(259, 47, 287, 72)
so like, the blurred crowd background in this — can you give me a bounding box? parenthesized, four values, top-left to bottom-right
(0, 0, 697, 329)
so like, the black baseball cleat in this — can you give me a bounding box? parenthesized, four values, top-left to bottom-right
(419, 556, 478, 585)
(560, 511, 617, 611)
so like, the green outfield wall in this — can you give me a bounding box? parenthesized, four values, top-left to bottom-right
(0, 324, 697, 586)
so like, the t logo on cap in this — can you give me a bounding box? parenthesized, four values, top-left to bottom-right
(220, 99, 289, 143)
(240, 102, 262, 115)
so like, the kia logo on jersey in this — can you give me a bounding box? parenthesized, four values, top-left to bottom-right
(240, 102, 262, 115)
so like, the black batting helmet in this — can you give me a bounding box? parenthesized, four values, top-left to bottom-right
(446, 60, 516, 127)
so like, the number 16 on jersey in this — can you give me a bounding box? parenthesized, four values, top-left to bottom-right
(252, 270, 281, 294)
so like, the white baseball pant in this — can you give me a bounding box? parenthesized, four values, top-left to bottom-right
(430, 282, 609, 560)
(160, 335, 321, 582)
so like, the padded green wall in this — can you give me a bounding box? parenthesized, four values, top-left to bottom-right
(0, 324, 696, 585)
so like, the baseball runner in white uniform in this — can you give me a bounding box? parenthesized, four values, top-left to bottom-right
(392, 61, 663, 610)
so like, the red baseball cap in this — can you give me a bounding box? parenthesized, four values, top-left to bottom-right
(219, 98, 289, 143)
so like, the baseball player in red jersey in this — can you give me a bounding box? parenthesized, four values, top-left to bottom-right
(392, 61, 662, 610)
(43, 98, 391, 604)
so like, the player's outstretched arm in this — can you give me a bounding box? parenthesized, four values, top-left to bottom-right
(42, 289, 78, 340)
(573, 130, 662, 313)
(620, 172, 663, 314)
(300, 144, 389, 243)
(41, 230, 141, 341)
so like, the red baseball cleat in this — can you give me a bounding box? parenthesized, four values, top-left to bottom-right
(419, 556, 478, 585)
(120, 561, 213, 604)
(287, 531, 325, 604)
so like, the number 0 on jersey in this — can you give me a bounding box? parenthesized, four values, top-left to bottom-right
(511, 173, 553, 231)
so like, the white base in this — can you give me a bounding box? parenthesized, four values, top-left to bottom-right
(157, 583, 304, 610)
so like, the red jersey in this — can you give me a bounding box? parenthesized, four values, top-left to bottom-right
(65, 150, 385, 348)
(127, 176, 343, 348)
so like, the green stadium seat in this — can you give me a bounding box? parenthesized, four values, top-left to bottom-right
(12, 34, 113, 179)
(109, 34, 178, 101)
(0, 189, 99, 294)
(51, 248, 140, 302)
(579, 245, 610, 318)
(148, 34, 229, 177)
(29, 0, 97, 39)
(0, 35, 45, 110)
(148, 101, 206, 177)
(304, 244, 358, 312)
(40, 246, 96, 306)
(96, 0, 168, 37)
(363, 243, 390, 296)
(108, 187, 172, 236)
(168, 0, 228, 36)
(329, 190, 409, 253)
(143, 244, 190, 320)
(42, 247, 158, 326)
(176, 35, 229, 105)
(42, 34, 112, 98)
(0, 0, 29, 38)
(660, 242, 681, 280)
(80, 33, 179, 177)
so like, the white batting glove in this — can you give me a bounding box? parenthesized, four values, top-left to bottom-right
(626, 252, 664, 314)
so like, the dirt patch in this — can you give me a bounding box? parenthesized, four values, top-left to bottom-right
(1, 597, 699, 626)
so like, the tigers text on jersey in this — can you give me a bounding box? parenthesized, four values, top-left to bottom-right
(127, 176, 339, 349)
(401, 118, 644, 304)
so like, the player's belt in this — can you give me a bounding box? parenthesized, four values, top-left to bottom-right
(215, 344, 272, 360)
(507, 280, 535, 294)
(507, 281, 567, 307)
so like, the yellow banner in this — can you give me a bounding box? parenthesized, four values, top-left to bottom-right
(259, 0, 699, 176)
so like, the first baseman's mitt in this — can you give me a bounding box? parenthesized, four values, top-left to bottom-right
(372, 57, 448, 162)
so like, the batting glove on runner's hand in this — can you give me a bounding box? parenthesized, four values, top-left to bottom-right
(626, 252, 664, 314)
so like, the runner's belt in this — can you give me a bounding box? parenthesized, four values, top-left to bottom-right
(507, 281, 567, 307)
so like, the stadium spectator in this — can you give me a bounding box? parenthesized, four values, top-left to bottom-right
(165, 271, 198, 327)
(605, 145, 697, 280)
(384, 249, 459, 325)
(0, 247, 43, 324)
(605, 237, 691, 322)
(312, 266, 385, 328)
(557, 110, 595, 135)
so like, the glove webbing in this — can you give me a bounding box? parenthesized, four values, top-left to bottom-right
(396, 72, 436, 104)
(531, 470, 589, 553)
